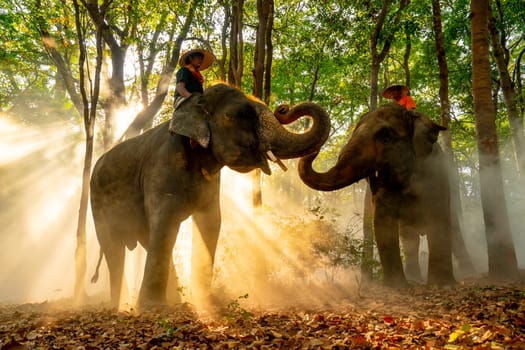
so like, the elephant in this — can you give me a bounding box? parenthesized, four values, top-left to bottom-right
(298, 102, 462, 287)
(90, 83, 331, 307)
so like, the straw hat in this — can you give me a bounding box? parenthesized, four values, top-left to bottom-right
(178, 49, 214, 70)
(381, 84, 409, 99)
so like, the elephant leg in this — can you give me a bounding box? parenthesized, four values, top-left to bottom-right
(399, 224, 423, 283)
(104, 240, 126, 308)
(426, 222, 456, 285)
(139, 212, 181, 307)
(190, 198, 221, 305)
(373, 202, 407, 287)
(361, 186, 375, 280)
(166, 259, 182, 304)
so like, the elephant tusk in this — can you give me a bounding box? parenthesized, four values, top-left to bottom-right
(266, 150, 278, 162)
(266, 151, 288, 172)
(275, 158, 288, 171)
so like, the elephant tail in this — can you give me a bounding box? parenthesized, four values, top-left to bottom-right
(90, 248, 104, 283)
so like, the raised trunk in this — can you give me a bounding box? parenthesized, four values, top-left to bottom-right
(298, 151, 367, 191)
(260, 102, 331, 159)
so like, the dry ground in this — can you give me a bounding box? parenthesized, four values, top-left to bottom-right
(1, 280, 525, 349)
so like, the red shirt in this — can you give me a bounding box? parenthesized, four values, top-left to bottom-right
(398, 95, 416, 110)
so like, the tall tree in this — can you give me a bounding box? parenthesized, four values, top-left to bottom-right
(82, 0, 133, 147)
(488, 1, 525, 177)
(33, 0, 83, 116)
(118, 1, 198, 141)
(470, 0, 518, 279)
(72, 0, 103, 303)
(227, 0, 244, 87)
(432, 0, 452, 155)
(368, 0, 409, 110)
(252, 0, 274, 207)
(432, 0, 475, 276)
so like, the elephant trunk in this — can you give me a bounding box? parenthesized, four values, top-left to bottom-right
(258, 102, 331, 161)
(298, 148, 372, 191)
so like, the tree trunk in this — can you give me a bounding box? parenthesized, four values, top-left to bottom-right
(488, 6, 525, 177)
(470, 0, 518, 279)
(432, 0, 453, 155)
(252, 0, 273, 208)
(84, 0, 129, 147)
(263, 0, 274, 105)
(138, 11, 169, 109)
(432, 0, 475, 275)
(34, 0, 83, 117)
(118, 2, 197, 141)
(402, 33, 411, 89)
(73, 0, 102, 304)
(228, 0, 244, 87)
(368, 0, 409, 110)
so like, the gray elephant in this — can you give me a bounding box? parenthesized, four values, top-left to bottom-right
(90, 83, 331, 307)
(298, 103, 464, 287)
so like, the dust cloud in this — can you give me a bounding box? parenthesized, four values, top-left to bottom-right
(1, 112, 524, 310)
(0, 113, 361, 309)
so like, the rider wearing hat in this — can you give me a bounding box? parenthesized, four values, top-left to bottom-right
(174, 48, 214, 101)
(169, 48, 214, 143)
(381, 84, 416, 110)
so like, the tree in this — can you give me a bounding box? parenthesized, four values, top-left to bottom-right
(82, 0, 133, 147)
(431, 0, 476, 277)
(72, 0, 103, 303)
(226, 0, 245, 87)
(470, 0, 518, 279)
(488, 0, 525, 177)
(252, 0, 274, 208)
(118, 1, 198, 141)
(368, 0, 409, 110)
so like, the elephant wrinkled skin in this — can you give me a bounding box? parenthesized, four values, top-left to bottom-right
(298, 103, 468, 287)
(90, 83, 331, 307)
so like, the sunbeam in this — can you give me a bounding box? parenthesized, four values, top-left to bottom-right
(215, 168, 360, 308)
(0, 114, 102, 303)
(112, 102, 142, 141)
(0, 111, 359, 308)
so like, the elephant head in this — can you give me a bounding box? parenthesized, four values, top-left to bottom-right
(170, 83, 331, 175)
(298, 103, 446, 192)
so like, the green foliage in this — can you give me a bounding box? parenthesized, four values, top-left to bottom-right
(157, 318, 176, 338)
(224, 294, 252, 323)
(308, 202, 381, 280)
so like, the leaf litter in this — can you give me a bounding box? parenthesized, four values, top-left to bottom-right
(1, 281, 524, 349)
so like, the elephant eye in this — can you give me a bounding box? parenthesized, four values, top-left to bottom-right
(375, 127, 398, 143)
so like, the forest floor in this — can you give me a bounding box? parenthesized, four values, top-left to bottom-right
(1, 279, 524, 349)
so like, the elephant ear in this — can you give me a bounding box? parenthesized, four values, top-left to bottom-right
(168, 93, 210, 148)
(412, 113, 446, 157)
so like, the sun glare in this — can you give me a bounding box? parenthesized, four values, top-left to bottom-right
(0, 112, 358, 307)
(112, 102, 142, 140)
(0, 114, 105, 303)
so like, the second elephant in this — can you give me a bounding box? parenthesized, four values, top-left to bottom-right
(298, 103, 468, 287)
